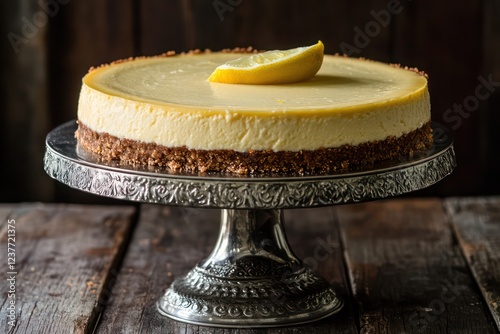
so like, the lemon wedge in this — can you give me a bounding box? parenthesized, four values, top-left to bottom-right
(208, 41, 324, 85)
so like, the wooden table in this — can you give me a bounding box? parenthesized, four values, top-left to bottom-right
(1, 197, 499, 333)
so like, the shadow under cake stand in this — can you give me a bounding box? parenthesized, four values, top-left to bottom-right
(44, 121, 456, 328)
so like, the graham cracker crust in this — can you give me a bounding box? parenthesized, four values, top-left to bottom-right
(75, 121, 433, 175)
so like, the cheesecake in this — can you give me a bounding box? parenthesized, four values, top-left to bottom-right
(75, 49, 433, 174)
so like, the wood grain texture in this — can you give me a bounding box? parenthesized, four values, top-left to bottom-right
(392, 0, 484, 197)
(1, 200, 500, 332)
(335, 198, 497, 333)
(0, 204, 136, 334)
(0, 0, 53, 202)
(445, 197, 500, 331)
(47, 0, 136, 204)
(482, 0, 500, 195)
(95, 206, 357, 333)
(2, 1, 499, 201)
(48, 0, 136, 126)
(139, 0, 188, 55)
(94, 205, 221, 333)
(483, 0, 500, 83)
(280, 207, 358, 333)
(138, 0, 393, 58)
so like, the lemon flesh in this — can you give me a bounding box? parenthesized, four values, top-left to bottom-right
(208, 41, 324, 85)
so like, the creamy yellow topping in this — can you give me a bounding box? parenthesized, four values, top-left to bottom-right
(78, 53, 430, 151)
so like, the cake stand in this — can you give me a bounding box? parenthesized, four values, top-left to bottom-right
(44, 121, 456, 328)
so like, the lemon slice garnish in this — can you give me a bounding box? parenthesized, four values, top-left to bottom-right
(208, 41, 324, 85)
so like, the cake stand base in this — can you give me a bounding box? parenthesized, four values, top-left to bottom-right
(157, 209, 343, 327)
(45, 121, 456, 328)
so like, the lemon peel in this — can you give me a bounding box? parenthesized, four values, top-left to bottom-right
(208, 41, 324, 85)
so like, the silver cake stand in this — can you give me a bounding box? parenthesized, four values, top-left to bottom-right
(44, 121, 456, 328)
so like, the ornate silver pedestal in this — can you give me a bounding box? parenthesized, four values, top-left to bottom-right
(44, 121, 456, 328)
(158, 209, 340, 327)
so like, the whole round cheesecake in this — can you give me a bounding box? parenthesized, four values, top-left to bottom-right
(76, 49, 432, 174)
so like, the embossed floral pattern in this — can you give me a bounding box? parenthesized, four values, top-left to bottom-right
(44, 125, 455, 326)
(44, 147, 456, 209)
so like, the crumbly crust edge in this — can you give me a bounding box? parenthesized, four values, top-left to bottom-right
(75, 121, 433, 175)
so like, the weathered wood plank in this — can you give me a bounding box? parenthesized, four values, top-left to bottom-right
(0, 1, 53, 202)
(0, 205, 13, 223)
(139, 0, 392, 60)
(47, 0, 135, 203)
(330, 0, 393, 61)
(280, 207, 358, 334)
(445, 197, 500, 331)
(48, 0, 135, 125)
(0, 203, 136, 334)
(96, 205, 357, 333)
(94, 205, 220, 333)
(139, 0, 187, 55)
(336, 198, 497, 333)
(2, 0, 499, 202)
(393, 0, 485, 196)
(482, 0, 500, 194)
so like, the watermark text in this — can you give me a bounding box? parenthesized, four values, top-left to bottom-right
(6, 219, 17, 328)
(7, 0, 71, 53)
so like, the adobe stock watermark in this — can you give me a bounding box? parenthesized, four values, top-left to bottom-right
(266, 233, 340, 305)
(409, 278, 465, 332)
(94, 268, 120, 314)
(178, 207, 203, 225)
(6, 219, 17, 329)
(213, 0, 243, 22)
(396, 73, 499, 164)
(340, 0, 410, 56)
(302, 234, 340, 272)
(442, 74, 500, 130)
(7, 0, 71, 54)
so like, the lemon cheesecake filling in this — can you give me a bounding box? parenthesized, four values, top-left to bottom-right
(76, 48, 432, 174)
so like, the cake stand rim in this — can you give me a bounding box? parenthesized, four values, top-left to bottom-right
(43, 120, 456, 209)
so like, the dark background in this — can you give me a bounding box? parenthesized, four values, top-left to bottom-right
(1, 0, 499, 203)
